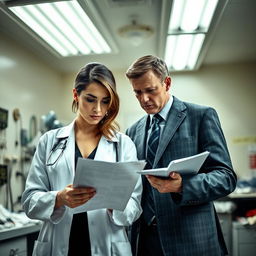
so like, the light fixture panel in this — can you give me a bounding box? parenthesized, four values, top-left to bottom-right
(165, 0, 219, 71)
(9, 0, 111, 57)
(164, 34, 205, 71)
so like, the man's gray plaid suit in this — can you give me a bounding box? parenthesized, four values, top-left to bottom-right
(126, 96, 237, 256)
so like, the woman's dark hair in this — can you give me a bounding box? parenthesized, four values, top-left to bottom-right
(72, 62, 119, 139)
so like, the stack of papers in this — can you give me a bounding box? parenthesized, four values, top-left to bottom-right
(137, 151, 210, 177)
(73, 158, 146, 211)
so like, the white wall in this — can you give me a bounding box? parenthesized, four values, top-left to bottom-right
(1, 30, 256, 210)
(172, 64, 256, 179)
(112, 64, 256, 179)
(63, 63, 256, 179)
(0, 33, 72, 208)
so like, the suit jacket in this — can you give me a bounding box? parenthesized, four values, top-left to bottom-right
(126, 96, 237, 256)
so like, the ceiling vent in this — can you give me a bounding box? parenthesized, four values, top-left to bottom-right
(103, 0, 151, 7)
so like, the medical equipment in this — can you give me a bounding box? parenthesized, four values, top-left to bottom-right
(0, 107, 8, 130)
(40, 111, 62, 133)
(46, 136, 120, 166)
(46, 137, 68, 166)
(0, 164, 7, 186)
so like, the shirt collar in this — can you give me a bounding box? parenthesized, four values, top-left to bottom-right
(149, 95, 173, 125)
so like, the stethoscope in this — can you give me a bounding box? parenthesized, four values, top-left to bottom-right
(46, 136, 119, 166)
(46, 137, 68, 166)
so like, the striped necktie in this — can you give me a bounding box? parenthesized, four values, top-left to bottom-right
(142, 113, 163, 225)
(146, 113, 162, 169)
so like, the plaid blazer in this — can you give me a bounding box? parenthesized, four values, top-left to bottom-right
(126, 96, 237, 256)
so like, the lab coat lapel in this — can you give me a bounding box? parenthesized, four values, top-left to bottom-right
(94, 135, 118, 162)
(154, 98, 187, 167)
(56, 121, 75, 178)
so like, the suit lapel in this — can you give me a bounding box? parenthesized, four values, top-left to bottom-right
(135, 116, 150, 160)
(154, 97, 187, 167)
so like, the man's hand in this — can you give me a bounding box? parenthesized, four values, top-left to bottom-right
(55, 184, 96, 209)
(146, 172, 182, 193)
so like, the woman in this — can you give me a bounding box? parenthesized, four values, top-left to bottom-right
(22, 63, 142, 256)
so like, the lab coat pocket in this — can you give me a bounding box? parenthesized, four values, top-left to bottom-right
(33, 240, 51, 256)
(111, 241, 132, 256)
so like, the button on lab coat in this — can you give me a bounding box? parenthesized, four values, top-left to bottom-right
(22, 121, 142, 256)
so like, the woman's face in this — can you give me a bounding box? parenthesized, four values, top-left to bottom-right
(73, 82, 110, 126)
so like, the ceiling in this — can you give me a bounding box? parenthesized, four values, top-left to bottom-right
(0, 0, 256, 73)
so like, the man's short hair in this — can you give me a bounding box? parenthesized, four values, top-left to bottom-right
(126, 55, 169, 81)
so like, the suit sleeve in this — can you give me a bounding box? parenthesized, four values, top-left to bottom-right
(180, 107, 237, 206)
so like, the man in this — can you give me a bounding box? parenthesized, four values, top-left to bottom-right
(125, 55, 237, 256)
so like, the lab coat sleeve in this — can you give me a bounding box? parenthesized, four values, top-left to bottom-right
(21, 132, 67, 224)
(109, 134, 143, 226)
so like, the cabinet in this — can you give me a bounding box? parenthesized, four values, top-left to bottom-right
(232, 222, 256, 256)
(0, 224, 41, 256)
(0, 236, 27, 256)
(216, 193, 256, 256)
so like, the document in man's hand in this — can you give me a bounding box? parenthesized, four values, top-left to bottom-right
(73, 158, 146, 212)
(137, 151, 210, 177)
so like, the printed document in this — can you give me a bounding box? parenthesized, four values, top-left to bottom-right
(73, 158, 146, 212)
(137, 151, 210, 177)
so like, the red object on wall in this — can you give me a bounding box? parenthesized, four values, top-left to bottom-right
(246, 209, 256, 217)
(249, 153, 256, 169)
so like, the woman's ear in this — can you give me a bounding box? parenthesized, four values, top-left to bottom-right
(73, 88, 78, 101)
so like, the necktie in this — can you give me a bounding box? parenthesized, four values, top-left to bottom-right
(146, 113, 162, 169)
(142, 113, 162, 225)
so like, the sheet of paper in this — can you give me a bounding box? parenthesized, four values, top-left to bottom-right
(137, 151, 210, 177)
(73, 158, 146, 211)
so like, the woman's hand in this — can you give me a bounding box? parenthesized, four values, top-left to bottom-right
(55, 184, 96, 209)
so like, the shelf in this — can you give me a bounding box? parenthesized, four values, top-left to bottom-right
(0, 223, 41, 241)
(228, 193, 256, 199)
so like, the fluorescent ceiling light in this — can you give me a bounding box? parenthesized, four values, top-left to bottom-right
(9, 1, 111, 57)
(165, 0, 219, 71)
(0, 56, 16, 69)
(200, 0, 219, 29)
(164, 34, 205, 71)
(180, 0, 206, 31)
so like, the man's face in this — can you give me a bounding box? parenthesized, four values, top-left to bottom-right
(130, 70, 171, 114)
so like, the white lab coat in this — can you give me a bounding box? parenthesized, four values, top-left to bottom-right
(22, 121, 142, 256)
